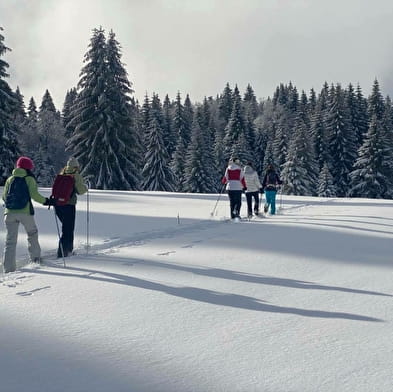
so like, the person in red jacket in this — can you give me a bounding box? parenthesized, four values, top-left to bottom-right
(221, 157, 247, 219)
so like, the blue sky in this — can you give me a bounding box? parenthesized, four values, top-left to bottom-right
(1, 0, 393, 109)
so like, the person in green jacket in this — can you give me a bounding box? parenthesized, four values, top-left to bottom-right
(55, 157, 88, 258)
(2, 156, 56, 274)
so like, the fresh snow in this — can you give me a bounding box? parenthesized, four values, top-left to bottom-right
(1, 188, 392, 392)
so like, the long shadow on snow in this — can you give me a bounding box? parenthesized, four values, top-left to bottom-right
(31, 264, 384, 322)
(120, 258, 391, 297)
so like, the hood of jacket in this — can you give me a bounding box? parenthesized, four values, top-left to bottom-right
(11, 168, 28, 177)
(243, 165, 255, 175)
(228, 163, 241, 170)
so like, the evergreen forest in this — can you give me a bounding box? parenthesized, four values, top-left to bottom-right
(1, 27, 392, 198)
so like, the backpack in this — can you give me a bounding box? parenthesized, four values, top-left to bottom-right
(267, 171, 277, 186)
(4, 176, 31, 209)
(51, 174, 75, 206)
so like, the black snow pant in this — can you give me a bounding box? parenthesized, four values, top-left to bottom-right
(246, 191, 260, 216)
(227, 190, 243, 219)
(55, 204, 76, 257)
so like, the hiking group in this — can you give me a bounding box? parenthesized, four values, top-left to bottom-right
(221, 158, 282, 220)
(1, 156, 87, 274)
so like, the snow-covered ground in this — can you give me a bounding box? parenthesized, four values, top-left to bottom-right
(1, 188, 392, 392)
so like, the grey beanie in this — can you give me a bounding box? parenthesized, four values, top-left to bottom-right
(67, 157, 79, 168)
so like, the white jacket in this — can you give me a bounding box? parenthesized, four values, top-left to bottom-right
(221, 163, 247, 191)
(243, 166, 262, 193)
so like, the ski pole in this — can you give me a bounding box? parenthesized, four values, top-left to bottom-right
(86, 180, 90, 255)
(210, 184, 225, 217)
(53, 208, 66, 268)
(280, 187, 283, 210)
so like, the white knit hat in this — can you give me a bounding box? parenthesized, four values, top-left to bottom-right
(67, 157, 79, 168)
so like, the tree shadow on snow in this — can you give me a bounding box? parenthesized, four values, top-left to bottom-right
(31, 263, 384, 323)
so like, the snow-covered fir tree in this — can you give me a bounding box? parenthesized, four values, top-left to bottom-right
(325, 84, 357, 196)
(14, 86, 26, 126)
(141, 114, 175, 191)
(243, 83, 259, 120)
(368, 79, 385, 121)
(346, 83, 368, 152)
(34, 90, 66, 185)
(281, 118, 318, 196)
(183, 110, 216, 193)
(171, 92, 191, 191)
(218, 83, 233, 125)
(62, 87, 78, 138)
(162, 94, 175, 158)
(349, 115, 392, 198)
(223, 90, 251, 160)
(67, 27, 107, 176)
(0, 27, 19, 184)
(310, 102, 327, 171)
(272, 105, 290, 171)
(67, 28, 141, 189)
(317, 163, 336, 197)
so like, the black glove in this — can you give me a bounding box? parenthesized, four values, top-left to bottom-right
(243, 187, 247, 192)
(43, 197, 57, 206)
(259, 188, 264, 194)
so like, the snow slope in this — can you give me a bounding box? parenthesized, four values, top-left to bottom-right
(1, 189, 392, 392)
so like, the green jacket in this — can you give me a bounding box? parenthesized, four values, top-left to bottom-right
(2, 168, 47, 215)
(59, 166, 88, 205)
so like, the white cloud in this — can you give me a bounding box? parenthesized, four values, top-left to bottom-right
(1, 0, 393, 109)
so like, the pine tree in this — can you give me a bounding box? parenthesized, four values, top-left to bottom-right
(183, 110, 216, 193)
(141, 114, 175, 191)
(354, 84, 369, 148)
(35, 90, 66, 185)
(368, 79, 385, 121)
(223, 92, 250, 161)
(67, 27, 107, 176)
(162, 94, 175, 157)
(171, 92, 190, 191)
(218, 83, 233, 124)
(0, 27, 19, 184)
(62, 88, 78, 138)
(325, 84, 357, 196)
(183, 94, 194, 145)
(254, 99, 275, 174)
(20, 97, 39, 156)
(272, 106, 289, 171)
(243, 83, 259, 119)
(67, 28, 141, 189)
(40, 89, 57, 113)
(140, 93, 151, 157)
(317, 163, 336, 197)
(346, 83, 369, 152)
(349, 115, 392, 198)
(14, 86, 26, 125)
(310, 103, 327, 171)
(281, 119, 318, 196)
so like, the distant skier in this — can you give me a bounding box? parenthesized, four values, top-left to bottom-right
(1, 156, 56, 273)
(243, 162, 262, 218)
(221, 157, 247, 219)
(261, 164, 282, 215)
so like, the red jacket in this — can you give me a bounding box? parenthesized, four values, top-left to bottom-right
(221, 164, 246, 190)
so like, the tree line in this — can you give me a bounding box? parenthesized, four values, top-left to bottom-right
(1, 26, 392, 198)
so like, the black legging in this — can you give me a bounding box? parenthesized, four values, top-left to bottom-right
(55, 204, 76, 257)
(246, 191, 260, 215)
(227, 190, 242, 218)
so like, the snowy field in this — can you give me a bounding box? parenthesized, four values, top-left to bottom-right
(1, 188, 392, 392)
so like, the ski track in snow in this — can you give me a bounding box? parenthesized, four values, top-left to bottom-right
(0, 199, 331, 290)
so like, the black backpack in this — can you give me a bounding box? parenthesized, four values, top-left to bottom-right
(4, 176, 31, 209)
(267, 171, 277, 185)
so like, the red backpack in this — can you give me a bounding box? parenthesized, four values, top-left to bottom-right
(51, 174, 75, 206)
